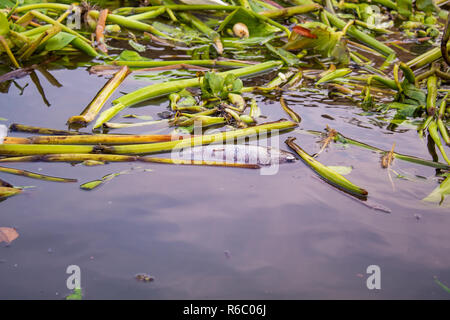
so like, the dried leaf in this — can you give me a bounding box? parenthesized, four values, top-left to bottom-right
(0, 227, 19, 244)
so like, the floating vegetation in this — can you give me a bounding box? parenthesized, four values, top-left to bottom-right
(0, 0, 448, 209)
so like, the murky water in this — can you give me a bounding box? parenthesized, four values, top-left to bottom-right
(1, 14, 450, 299)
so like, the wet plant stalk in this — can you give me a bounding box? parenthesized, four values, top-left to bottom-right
(280, 97, 301, 123)
(67, 66, 130, 127)
(259, 4, 321, 18)
(285, 137, 368, 198)
(0, 165, 77, 182)
(9, 124, 90, 135)
(0, 187, 22, 199)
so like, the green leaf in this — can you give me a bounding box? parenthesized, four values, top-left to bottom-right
(284, 22, 345, 59)
(397, 0, 413, 18)
(118, 50, 149, 61)
(128, 39, 146, 53)
(317, 68, 352, 84)
(416, 0, 436, 13)
(0, 11, 10, 36)
(45, 32, 76, 51)
(218, 8, 279, 38)
(265, 43, 300, 66)
(80, 180, 103, 190)
(400, 82, 426, 106)
(423, 176, 450, 206)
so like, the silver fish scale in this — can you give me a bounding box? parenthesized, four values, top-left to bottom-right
(175, 144, 296, 166)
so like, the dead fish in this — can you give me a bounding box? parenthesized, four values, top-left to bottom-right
(174, 144, 296, 166)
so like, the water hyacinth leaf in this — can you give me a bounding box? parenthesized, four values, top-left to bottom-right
(423, 176, 450, 206)
(399, 82, 426, 106)
(397, 0, 412, 18)
(128, 39, 146, 52)
(317, 68, 351, 84)
(218, 7, 279, 38)
(0, 227, 19, 244)
(45, 32, 76, 51)
(416, 0, 437, 13)
(0, 11, 9, 36)
(284, 22, 344, 59)
(0, 186, 22, 199)
(265, 43, 300, 66)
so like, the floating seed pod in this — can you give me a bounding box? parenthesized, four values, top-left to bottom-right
(233, 23, 249, 39)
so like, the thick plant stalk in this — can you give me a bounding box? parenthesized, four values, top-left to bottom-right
(286, 137, 368, 198)
(0, 144, 95, 156)
(0, 178, 13, 187)
(178, 12, 223, 54)
(14, 3, 70, 13)
(0, 187, 22, 199)
(429, 121, 450, 165)
(88, 10, 177, 41)
(0, 165, 77, 182)
(0, 36, 20, 68)
(115, 5, 238, 14)
(94, 61, 283, 128)
(259, 4, 321, 18)
(127, 8, 166, 20)
(3, 137, 32, 144)
(441, 11, 450, 66)
(67, 66, 130, 127)
(438, 94, 450, 146)
(102, 120, 298, 155)
(0, 121, 297, 156)
(9, 123, 90, 135)
(324, 10, 395, 57)
(113, 60, 251, 67)
(23, 134, 184, 145)
(0, 154, 259, 168)
(29, 10, 91, 44)
(0, 154, 139, 163)
(427, 75, 438, 116)
(95, 9, 109, 54)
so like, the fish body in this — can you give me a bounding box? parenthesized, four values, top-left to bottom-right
(175, 144, 296, 166)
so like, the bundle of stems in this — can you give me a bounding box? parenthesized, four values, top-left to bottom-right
(93, 60, 283, 129)
(323, 10, 395, 57)
(0, 187, 22, 199)
(0, 120, 297, 156)
(67, 66, 130, 127)
(0, 154, 260, 169)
